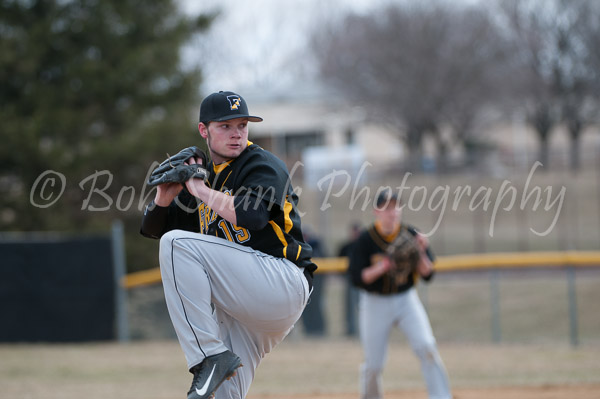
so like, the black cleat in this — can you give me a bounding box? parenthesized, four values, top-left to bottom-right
(187, 350, 242, 399)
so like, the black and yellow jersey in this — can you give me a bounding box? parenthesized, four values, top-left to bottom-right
(348, 222, 434, 295)
(199, 143, 316, 273)
(141, 143, 317, 276)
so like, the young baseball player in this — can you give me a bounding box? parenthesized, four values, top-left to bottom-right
(348, 191, 452, 399)
(140, 91, 316, 399)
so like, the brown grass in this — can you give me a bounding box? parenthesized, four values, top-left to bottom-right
(1, 339, 600, 399)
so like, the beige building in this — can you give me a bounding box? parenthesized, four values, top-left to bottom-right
(246, 90, 404, 179)
(244, 89, 600, 179)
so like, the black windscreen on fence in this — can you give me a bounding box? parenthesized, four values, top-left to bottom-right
(0, 235, 115, 342)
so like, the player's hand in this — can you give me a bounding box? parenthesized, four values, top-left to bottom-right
(184, 156, 209, 199)
(379, 257, 392, 273)
(186, 155, 205, 167)
(416, 257, 433, 276)
(415, 232, 429, 251)
(155, 182, 183, 207)
(362, 257, 392, 285)
(184, 175, 208, 199)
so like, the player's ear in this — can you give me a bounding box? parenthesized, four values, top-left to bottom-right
(198, 122, 209, 139)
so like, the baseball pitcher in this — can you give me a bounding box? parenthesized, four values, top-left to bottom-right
(141, 91, 316, 399)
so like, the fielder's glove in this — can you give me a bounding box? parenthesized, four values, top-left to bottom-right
(147, 146, 209, 187)
(386, 228, 421, 281)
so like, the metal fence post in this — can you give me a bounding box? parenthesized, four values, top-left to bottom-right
(567, 266, 579, 347)
(112, 219, 130, 342)
(490, 269, 501, 343)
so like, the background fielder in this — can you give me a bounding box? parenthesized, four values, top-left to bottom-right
(141, 91, 316, 399)
(348, 191, 452, 399)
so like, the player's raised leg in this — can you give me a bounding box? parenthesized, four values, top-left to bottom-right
(159, 229, 308, 399)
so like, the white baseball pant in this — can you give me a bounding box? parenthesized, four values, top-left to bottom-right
(359, 288, 452, 399)
(159, 229, 310, 399)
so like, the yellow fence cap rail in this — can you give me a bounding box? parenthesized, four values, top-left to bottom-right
(123, 251, 600, 289)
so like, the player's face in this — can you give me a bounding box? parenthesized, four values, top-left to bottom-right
(375, 201, 402, 233)
(199, 118, 249, 163)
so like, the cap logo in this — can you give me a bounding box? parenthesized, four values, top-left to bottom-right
(227, 95, 241, 110)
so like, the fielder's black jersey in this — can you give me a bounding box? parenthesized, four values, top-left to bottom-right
(348, 222, 434, 295)
(141, 143, 317, 275)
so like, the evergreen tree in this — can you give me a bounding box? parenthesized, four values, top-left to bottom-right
(0, 0, 213, 270)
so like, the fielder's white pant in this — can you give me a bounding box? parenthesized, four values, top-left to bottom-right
(359, 288, 452, 399)
(159, 230, 310, 399)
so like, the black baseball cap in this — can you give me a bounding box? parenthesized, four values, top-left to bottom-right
(199, 91, 263, 124)
(376, 190, 400, 207)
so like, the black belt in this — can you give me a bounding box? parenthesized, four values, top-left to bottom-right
(303, 268, 313, 291)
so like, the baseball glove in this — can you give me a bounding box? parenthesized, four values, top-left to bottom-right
(386, 228, 421, 282)
(147, 146, 209, 187)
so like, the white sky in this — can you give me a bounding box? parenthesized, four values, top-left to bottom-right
(179, 0, 392, 93)
(179, 0, 482, 95)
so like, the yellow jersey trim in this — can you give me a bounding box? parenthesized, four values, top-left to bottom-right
(269, 220, 288, 258)
(374, 220, 400, 242)
(221, 170, 233, 188)
(283, 199, 294, 233)
(213, 160, 233, 174)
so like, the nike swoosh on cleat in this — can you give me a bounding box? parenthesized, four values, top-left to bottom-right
(195, 364, 216, 396)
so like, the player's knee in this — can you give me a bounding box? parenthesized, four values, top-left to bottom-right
(159, 230, 185, 266)
(413, 342, 440, 364)
(159, 229, 176, 248)
(362, 362, 384, 376)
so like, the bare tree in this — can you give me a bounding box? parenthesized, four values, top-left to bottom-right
(311, 1, 509, 172)
(433, 6, 512, 170)
(495, 0, 600, 171)
(558, 0, 600, 171)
